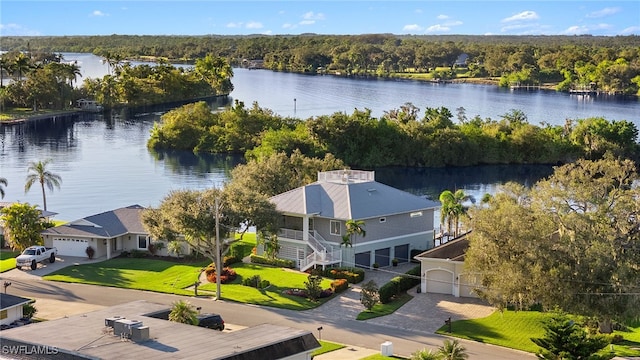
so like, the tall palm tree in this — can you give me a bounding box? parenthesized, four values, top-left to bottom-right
(439, 189, 471, 237)
(24, 159, 62, 211)
(343, 219, 366, 247)
(438, 339, 468, 360)
(12, 53, 33, 81)
(0, 177, 7, 199)
(168, 300, 199, 325)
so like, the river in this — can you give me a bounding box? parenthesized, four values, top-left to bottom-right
(0, 53, 638, 222)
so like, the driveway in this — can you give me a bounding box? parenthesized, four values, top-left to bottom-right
(2, 254, 106, 281)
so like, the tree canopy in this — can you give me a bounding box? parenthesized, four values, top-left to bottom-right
(465, 157, 640, 328)
(0, 202, 52, 251)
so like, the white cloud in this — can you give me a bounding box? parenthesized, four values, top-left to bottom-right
(300, 20, 315, 26)
(562, 23, 612, 35)
(586, 7, 620, 18)
(426, 24, 450, 33)
(246, 21, 263, 29)
(402, 24, 423, 32)
(226, 22, 242, 28)
(282, 23, 294, 29)
(502, 11, 539, 23)
(444, 20, 463, 27)
(437, 14, 449, 20)
(0, 23, 40, 36)
(90, 10, 108, 17)
(620, 26, 640, 35)
(302, 11, 325, 21)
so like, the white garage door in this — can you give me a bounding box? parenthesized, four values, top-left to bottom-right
(426, 269, 453, 295)
(53, 238, 89, 257)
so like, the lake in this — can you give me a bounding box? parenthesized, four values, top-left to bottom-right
(0, 53, 637, 222)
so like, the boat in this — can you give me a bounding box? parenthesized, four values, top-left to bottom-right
(76, 99, 104, 113)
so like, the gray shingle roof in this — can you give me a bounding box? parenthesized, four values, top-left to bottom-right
(270, 172, 439, 220)
(41, 205, 146, 238)
(0, 293, 33, 310)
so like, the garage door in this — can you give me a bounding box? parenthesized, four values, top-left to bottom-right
(426, 269, 453, 295)
(53, 238, 89, 257)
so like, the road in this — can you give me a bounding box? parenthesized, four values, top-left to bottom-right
(1, 272, 534, 359)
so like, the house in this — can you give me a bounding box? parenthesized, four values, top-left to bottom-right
(413, 232, 480, 298)
(268, 170, 440, 271)
(0, 293, 33, 326)
(41, 205, 185, 259)
(1, 300, 321, 360)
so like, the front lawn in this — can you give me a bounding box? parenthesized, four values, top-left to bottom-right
(0, 250, 19, 272)
(44, 258, 208, 295)
(43, 257, 335, 310)
(310, 340, 345, 357)
(198, 262, 335, 310)
(436, 310, 640, 357)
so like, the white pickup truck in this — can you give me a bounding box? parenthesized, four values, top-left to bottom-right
(16, 246, 58, 270)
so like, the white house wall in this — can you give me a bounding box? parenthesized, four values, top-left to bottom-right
(1, 306, 24, 326)
(419, 259, 480, 298)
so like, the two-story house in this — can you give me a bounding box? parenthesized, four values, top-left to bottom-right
(268, 170, 440, 271)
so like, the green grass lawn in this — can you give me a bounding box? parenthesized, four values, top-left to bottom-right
(0, 250, 19, 272)
(43, 257, 334, 310)
(198, 262, 334, 310)
(43, 258, 209, 296)
(356, 292, 413, 320)
(436, 310, 640, 357)
(310, 340, 346, 357)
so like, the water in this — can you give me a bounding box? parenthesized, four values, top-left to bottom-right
(0, 53, 637, 221)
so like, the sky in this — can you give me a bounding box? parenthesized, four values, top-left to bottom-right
(0, 1, 639, 37)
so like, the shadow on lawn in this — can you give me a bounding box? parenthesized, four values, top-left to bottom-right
(436, 320, 505, 343)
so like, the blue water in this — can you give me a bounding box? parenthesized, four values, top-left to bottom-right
(0, 53, 636, 221)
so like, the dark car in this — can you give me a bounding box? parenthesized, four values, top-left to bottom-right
(197, 314, 225, 331)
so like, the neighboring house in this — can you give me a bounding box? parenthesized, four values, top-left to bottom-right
(269, 170, 440, 271)
(0, 293, 33, 326)
(454, 53, 469, 67)
(41, 205, 185, 259)
(1, 300, 320, 360)
(414, 232, 480, 298)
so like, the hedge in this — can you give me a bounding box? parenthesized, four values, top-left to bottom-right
(249, 254, 296, 268)
(379, 265, 421, 304)
(309, 267, 365, 283)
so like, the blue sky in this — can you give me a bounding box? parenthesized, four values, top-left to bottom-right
(1, 1, 638, 37)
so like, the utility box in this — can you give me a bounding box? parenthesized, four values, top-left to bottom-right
(114, 319, 143, 338)
(381, 341, 393, 356)
(131, 326, 150, 342)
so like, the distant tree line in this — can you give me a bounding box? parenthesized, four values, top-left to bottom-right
(3, 34, 640, 95)
(148, 101, 640, 168)
(0, 50, 232, 111)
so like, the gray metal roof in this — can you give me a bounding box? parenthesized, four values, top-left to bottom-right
(41, 205, 146, 238)
(270, 171, 440, 220)
(1, 301, 320, 360)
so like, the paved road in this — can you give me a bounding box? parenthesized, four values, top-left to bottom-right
(0, 259, 534, 359)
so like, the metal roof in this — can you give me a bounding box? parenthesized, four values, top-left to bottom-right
(41, 205, 146, 238)
(1, 301, 320, 360)
(270, 171, 440, 220)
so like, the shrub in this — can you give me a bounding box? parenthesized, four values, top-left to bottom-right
(283, 288, 307, 297)
(243, 274, 261, 287)
(259, 279, 271, 289)
(130, 249, 147, 258)
(330, 279, 349, 293)
(249, 254, 295, 268)
(223, 255, 240, 266)
(205, 266, 237, 284)
(323, 267, 365, 283)
(304, 275, 323, 301)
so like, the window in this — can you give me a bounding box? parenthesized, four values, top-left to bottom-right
(138, 235, 148, 249)
(410, 211, 423, 218)
(330, 220, 341, 236)
(0, 310, 7, 320)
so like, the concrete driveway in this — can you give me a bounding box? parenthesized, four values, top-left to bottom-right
(3, 254, 106, 281)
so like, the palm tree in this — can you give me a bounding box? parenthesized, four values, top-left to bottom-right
(439, 189, 471, 237)
(410, 348, 441, 360)
(24, 159, 62, 211)
(0, 177, 7, 199)
(344, 219, 366, 247)
(12, 53, 33, 81)
(438, 339, 468, 360)
(168, 300, 199, 325)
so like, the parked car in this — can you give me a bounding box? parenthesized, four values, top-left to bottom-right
(16, 246, 58, 270)
(197, 314, 225, 331)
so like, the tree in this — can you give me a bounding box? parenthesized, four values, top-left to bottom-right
(531, 313, 610, 360)
(360, 280, 379, 311)
(410, 348, 441, 360)
(0, 177, 7, 199)
(168, 300, 199, 325)
(0, 203, 51, 251)
(304, 274, 323, 301)
(343, 219, 366, 247)
(438, 339, 468, 360)
(466, 157, 640, 325)
(24, 159, 62, 211)
(439, 189, 471, 237)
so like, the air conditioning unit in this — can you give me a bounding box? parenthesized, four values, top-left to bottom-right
(105, 316, 123, 328)
(113, 319, 143, 337)
(131, 326, 150, 342)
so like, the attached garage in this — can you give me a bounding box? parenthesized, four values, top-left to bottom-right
(425, 269, 453, 294)
(53, 238, 89, 257)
